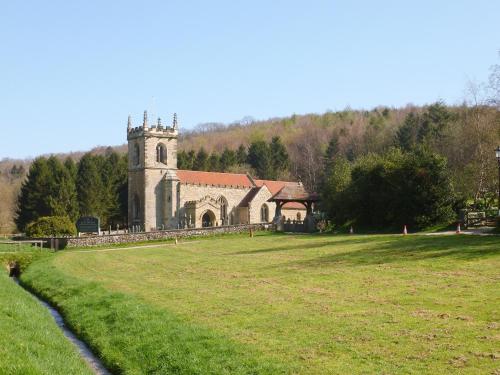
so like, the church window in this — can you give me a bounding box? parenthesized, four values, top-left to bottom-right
(156, 143, 167, 164)
(260, 204, 269, 222)
(132, 194, 140, 220)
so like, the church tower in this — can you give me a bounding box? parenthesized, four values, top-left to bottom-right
(127, 111, 179, 231)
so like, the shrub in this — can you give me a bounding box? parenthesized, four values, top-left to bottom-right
(323, 148, 456, 230)
(25, 216, 76, 238)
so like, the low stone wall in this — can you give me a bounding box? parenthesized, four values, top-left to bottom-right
(41, 224, 267, 249)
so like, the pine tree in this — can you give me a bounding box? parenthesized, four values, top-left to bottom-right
(15, 157, 52, 231)
(248, 141, 273, 179)
(116, 154, 128, 225)
(15, 156, 78, 231)
(76, 153, 105, 219)
(395, 112, 421, 151)
(417, 102, 452, 144)
(187, 150, 196, 169)
(236, 144, 247, 165)
(207, 152, 221, 171)
(270, 136, 289, 179)
(64, 157, 77, 180)
(46, 156, 78, 221)
(177, 150, 189, 169)
(193, 148, 209, 171)
(220, 148, 237, 171)
(99, 151, 127, 226)
(325, 135, 339, 160)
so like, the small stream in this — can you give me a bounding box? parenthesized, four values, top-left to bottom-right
(12, 277, 111, 375)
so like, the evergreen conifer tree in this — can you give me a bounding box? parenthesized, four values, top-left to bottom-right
(248, 141, 273, 179)
(15, 157, 52, 231)
(46, 156, 78, 221)
(236, 144, 248, 165)
(76, 153, 105, 219)
(220, 148, 237, 171)
(193, 148, 209, 171)
(270, 136, 290, 179)
(207, 152, 220, 171)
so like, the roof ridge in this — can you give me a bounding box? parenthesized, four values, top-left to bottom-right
(177, 169, 248, 176)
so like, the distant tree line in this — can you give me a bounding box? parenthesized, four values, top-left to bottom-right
(7, 58, 500, 233)
(16, 149, 127, 232)
(178, 136, 290, 180)
(320, 101, 498, 230)
(15, 138, 290, 232)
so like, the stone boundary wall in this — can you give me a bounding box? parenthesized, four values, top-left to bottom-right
(37, 224, 268, 249)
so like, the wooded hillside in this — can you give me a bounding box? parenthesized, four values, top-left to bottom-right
(1, 63, 499, 233)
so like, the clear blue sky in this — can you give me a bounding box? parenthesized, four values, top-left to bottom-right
(1, 0, 498, 159)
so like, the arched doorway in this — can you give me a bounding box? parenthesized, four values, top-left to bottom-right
(201, 210, 216, 227)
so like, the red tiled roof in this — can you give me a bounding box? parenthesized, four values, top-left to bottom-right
(177, 170, 254, 187)
(255, 180, 307, 209)
(176, 170, 308, 210)
(269, 184, 320, 202)
(282, 201, 306, 210)
(254, 179, 297, 195)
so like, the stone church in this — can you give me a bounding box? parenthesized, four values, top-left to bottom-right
(127, 111, 306, 231)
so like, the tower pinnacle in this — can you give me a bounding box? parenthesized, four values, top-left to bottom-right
(173, 113, 178, 129)
(127, 115, 132, 131)
(143, 110, 148, 129)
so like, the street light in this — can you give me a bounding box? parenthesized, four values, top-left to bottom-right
(496, 146, 500, 218)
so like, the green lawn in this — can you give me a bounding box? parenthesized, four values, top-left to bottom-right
(0, 243, 37, 252)
(21, 233, 500, 374)
(0, 273, 92, 375)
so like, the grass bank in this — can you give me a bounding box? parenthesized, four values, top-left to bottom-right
(0, 242, 37, 252)
(23, 232, 500, 374)
(21, 257, 289, 374)
(0, 272, 92, 374)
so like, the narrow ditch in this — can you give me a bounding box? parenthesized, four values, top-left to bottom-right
(9, 264, 111, 375)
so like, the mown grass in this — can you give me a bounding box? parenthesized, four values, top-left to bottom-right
(21, 257, 289, 374)
(0, 272, 92, 375)
(0, 243, 37, 252)
(23, 232, 500, 374)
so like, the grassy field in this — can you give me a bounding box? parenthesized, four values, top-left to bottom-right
(0, 243, 38, 252)
(21, 232, 500, 374)
(0, 272, 92, 375)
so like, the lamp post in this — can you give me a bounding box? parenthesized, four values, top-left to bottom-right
(496, 146, 500, 218)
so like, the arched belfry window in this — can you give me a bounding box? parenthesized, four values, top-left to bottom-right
(260, 204, 269, 223)
(156, 143, 167, 164)
(133, 143, 140, 166)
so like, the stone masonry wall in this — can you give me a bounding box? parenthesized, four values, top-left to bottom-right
(248, 185, 275, 223)
(53, 223, 266, 248)
(179, 183, 252, 225)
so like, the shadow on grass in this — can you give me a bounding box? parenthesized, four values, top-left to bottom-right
(255, 235, 500, 267)
(231, 236, 376, 255)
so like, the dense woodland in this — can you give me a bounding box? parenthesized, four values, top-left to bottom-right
(2, 62, 499, 233)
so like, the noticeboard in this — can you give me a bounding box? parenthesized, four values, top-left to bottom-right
(76, 216, 100, 233)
